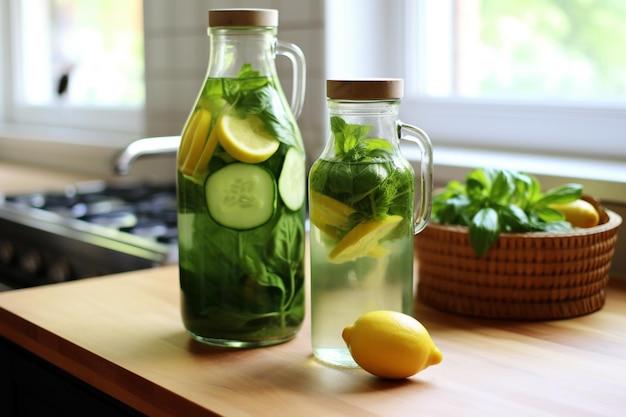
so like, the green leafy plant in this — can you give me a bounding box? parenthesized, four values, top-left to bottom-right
(178, 195, 305, 336)
(330, 116, 393, 162)
(432, 168, 582, 256)
(310, 116, 414, 238)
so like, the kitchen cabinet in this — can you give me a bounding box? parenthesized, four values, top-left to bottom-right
(0, 338, 143, 416)
(1, 266, 626, 416)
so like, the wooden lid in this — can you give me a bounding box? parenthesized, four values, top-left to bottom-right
(209, 9, 278, 27)
(327, 79, 404, 100)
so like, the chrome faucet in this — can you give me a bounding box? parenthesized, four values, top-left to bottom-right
(113, 136, 181, 175)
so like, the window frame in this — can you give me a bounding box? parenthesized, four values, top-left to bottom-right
(4, 0, 145, 134)
(398, 0, 626, 160)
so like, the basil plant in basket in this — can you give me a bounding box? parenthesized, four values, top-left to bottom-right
(432, 168, 583, 257)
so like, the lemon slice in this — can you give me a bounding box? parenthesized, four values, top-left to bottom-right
(310, 191, 355, 229)
(217, 113, 279, 163)
(366, 243, 389, 259)
(192, 127, 219, 177)
(316, 223, 343, 241)
(179, 109, 211, 172)
(329, 215, 402, 263)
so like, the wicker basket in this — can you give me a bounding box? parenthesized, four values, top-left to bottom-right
(415, 209, 622, 320)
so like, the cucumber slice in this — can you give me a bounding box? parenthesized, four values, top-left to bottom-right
(278, 147, 305, 211)
(205, 163, 275, 230)
(177, 213, 195, 250)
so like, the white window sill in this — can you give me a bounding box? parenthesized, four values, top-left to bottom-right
(404, 145, 626, 204)
(1, 123, 624, 204)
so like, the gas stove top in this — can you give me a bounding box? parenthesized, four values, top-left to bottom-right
(0, 181, 177, 290)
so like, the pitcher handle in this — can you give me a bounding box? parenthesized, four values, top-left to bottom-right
(397, 122, 434, 235)
(277, 40, 306, 119)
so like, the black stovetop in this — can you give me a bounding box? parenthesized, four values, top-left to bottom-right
(0, 181, 177, 290)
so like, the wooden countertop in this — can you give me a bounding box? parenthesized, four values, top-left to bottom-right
(1, 267, 625, 417)
(0, 161, 95, 194)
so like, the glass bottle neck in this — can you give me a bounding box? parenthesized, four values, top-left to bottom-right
(207, 27, 278, 78)
(323, 99, 401, 159)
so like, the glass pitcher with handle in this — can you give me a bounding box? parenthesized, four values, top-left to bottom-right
(309, 79, 433, 366)
(177, 9, 307, 347)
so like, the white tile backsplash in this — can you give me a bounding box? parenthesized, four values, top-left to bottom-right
(146, 78, 202, 113)
(301, 76, 326, 130)
(143, 0, 175, 32)
(273, 0, 323, 26)
(146, 34, 208, 77)
(301, 128, 326, 162)
(145, 110, 189, 136)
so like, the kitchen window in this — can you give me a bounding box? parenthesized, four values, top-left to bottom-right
(326, 0, 626, 160)
(3, 0, 145, 133)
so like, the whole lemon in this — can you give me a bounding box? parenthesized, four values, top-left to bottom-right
(549, 199, 600, 228)
(342, 311, 443, 379)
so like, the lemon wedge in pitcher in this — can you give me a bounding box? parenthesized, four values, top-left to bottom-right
(179, 109, 211, 175)
(342, 311, 443, 379)
(329, 215, 402, 263)
(310, 191, 355, 229)
(217, 113, 279, 163)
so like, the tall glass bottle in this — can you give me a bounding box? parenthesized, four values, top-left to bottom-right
(309, 80, 433, 366)
(177, 9, 307, 347)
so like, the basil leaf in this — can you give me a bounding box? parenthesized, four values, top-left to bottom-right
(489, 170, 515, 203)
(527, 176, 542, 203)
(446, 180, 466, 194)
(330, 116, 346, 135)
(260, 109, 297, 147)
(237, 77, 269, 92)
(533, 207, 565, 222)
(542, 221, 572, 232)
(242, 254, 285, 293)
(469, 208, 500, 257)
(500, 204, 532, 232)
(483, 168, 499, 184)
(363, 138, 393, 152)
(344, 124, 370, 141)
(237, 63, 261, 78)
(328, 117, 392, 161)
(466, 168, 491, 199)
(343, 134, 358, 154)
(325, 162, 353, 195)
(513, 172, 533, 189)
(435, 195, 471, 225)
(201, 78, 223, 97)
(267, 210, 305, 281)
(509, 172, 533, 207)
(339, 124, 370, 155)
(534, 183, 582, 206)
(433, 166, 584, 255)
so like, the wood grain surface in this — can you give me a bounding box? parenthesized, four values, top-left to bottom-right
(1, 266, 626, 417)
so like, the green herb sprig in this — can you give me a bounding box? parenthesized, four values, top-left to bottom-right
(202, 64, 299, 149)
(330, 116, 393, 161)
(310, 116, 414, 238)
(432, 168, 582, 256)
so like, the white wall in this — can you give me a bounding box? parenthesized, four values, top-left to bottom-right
(143, 0, 326, 160)
(0, 0, 8, 120)
(325, 0, 406, 79)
